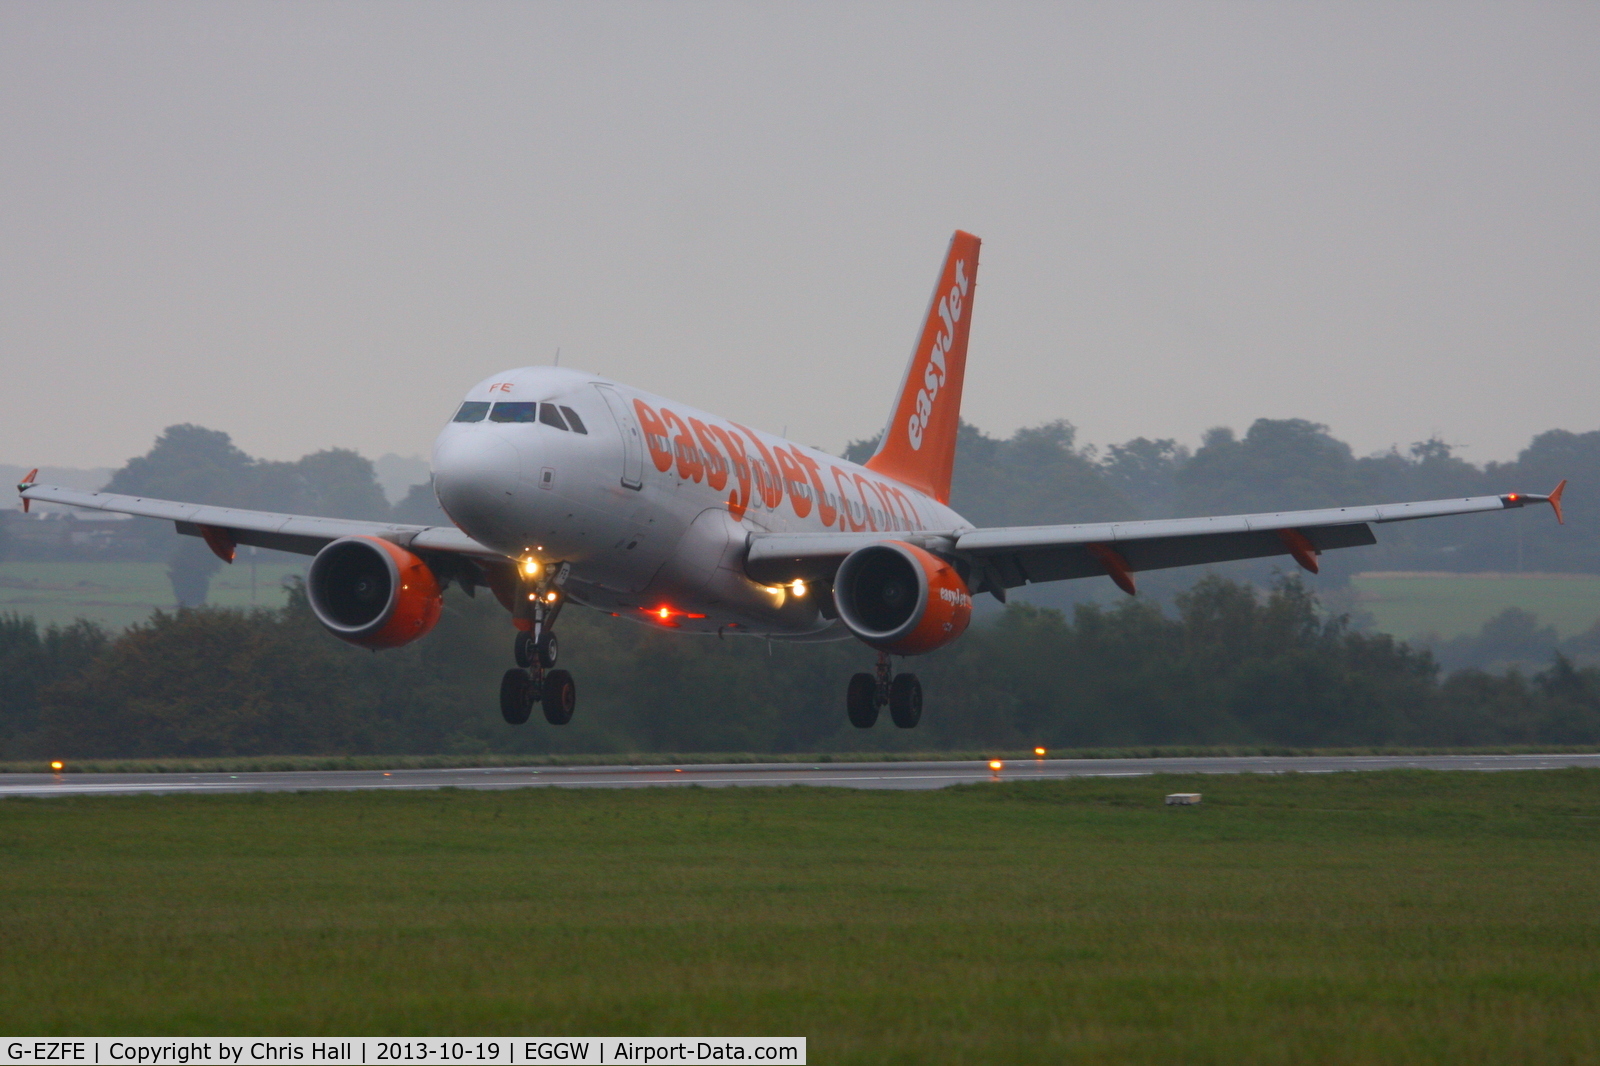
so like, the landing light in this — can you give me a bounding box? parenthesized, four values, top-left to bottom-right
(659, 607, 671, 619)
(792, 579, 807, 597)
(546, 591, 559, 603)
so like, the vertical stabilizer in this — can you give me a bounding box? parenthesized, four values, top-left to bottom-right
(864, 230, 980, 504)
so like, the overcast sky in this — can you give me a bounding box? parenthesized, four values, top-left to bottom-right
(3, 2, 1595, 473)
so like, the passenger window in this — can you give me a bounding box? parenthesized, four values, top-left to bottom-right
(490, 402, 540, 423)
(539, 404, 570, 430)
(452, 401, 490, 423)
(558, 406, 588, 434)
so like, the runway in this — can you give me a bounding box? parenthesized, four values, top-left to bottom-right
(2, 752, 1598, 797)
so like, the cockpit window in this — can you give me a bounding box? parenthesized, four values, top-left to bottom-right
(539, 404, 570, 431)
(489, 401, 540, 423)
(559, 406, 588, 434)
(452, 401, 490, 423)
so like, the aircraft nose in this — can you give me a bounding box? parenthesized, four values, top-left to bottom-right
(432, 432, 522, 535)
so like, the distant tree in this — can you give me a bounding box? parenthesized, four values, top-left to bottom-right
(106, 425, 259, 605)
(293, 449, 392, 521)
(1098, 437, 1190, 518)
(106, 424, 258, 506)
(391, 480, 452, 526)
(1176, 418, 1361, 516)
(1429, 608, 1562, 675)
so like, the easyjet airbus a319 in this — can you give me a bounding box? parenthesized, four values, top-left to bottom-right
(18, 232, 1566, 729)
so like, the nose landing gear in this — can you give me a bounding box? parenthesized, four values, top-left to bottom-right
(846, 652, 922, 729)
(500, 561, 578, 726)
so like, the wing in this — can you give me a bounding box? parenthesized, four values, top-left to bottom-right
(746, 484, 1567, 599)
(16, 481, 511, 594)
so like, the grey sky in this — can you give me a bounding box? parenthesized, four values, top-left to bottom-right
(3, 2, 1595, 472)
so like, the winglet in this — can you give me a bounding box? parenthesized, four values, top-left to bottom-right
(1548, 479, 1566, 525)
(17, 468, 37, 513)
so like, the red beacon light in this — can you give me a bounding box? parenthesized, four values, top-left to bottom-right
(642, 604, 708, 627)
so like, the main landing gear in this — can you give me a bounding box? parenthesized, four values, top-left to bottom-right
(501, 562, 577, 726)
(847, 652, 922, 729)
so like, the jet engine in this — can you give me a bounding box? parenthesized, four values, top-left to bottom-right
(832, 540, 972, 655)
(307, 536, 444, 649)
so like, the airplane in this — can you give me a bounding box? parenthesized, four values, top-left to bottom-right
(17, 231, 1567, 730)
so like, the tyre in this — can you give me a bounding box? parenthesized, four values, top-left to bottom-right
(889, 673, 922, 728)
(514, 630, 535, 668)
(500, 668, 532, 725)
(536, 631, 559, 669)
(542, 668, 576, 725)
(847, 672, 879, 728)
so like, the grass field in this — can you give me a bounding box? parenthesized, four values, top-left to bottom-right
(3, 772, 1598, 1062)
(1347, 572, 1600, 639)
(0, 560, 306, 629)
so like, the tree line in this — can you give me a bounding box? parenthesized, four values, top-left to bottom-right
(3, 574, 1597, 761)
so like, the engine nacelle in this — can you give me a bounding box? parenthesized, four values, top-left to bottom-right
(307, 536, 444, 649)
(832, 540, 972, 655)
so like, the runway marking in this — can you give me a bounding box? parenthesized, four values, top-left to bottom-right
(2, 753, 1599, 797)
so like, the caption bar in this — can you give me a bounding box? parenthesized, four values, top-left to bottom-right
(5, 1042, 804, 1066)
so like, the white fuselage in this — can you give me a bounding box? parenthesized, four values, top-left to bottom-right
(431, 367, 970, 637)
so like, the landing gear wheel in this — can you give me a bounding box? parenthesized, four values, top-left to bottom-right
(514, 630, 535, 668)
(500, 668, 533, 725)
(889, 673, 922, 729)
(536, 632, 559, 669)
(847, 673, 879, 728)
(542, 668, 576, 725)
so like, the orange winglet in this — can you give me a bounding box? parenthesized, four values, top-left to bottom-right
(1277, 528, 1320, 574)
(1087, 543, 1136, 596)
(1548, 479, 1567, 525)
(17, 468, 37, 513)
(198, 524, 237, 564)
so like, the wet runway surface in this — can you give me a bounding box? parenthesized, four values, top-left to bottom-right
(3, 752, 1598, 797)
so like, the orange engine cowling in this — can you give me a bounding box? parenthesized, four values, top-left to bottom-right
(832, 540, 972, 655)
(307, 536, 444, 649)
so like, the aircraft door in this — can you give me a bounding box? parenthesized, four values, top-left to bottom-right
(594, 384, 644, 490)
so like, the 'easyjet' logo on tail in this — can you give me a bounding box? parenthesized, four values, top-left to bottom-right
(908, 259, 970, 451)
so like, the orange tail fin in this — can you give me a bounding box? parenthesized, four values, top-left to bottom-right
(864, 230, 981, 504)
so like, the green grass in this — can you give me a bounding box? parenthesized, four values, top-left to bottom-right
(3, 772, 1599, 1062)
(0, 560, 305, 629)
(1350, 571, 1600, 639)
